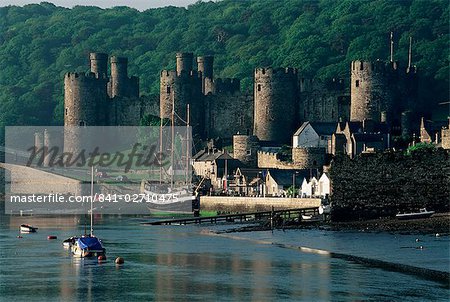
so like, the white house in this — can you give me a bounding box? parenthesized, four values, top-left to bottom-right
(293, 122, 337, 151)
(317, 173, 330, 197)
(301, 178, 311, 197)
(300, 174, 331, 197)
(301, 176, 318, 197)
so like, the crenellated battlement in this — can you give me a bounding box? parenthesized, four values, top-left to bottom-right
(351, 60, 399, 74)
(254, 67, 298, 77)
(65, 72, 99, 81)
(214, 77, 240, 93)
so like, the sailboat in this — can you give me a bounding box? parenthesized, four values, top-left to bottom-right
(141, 103, 196, 214)
(70, 166, 106, 258)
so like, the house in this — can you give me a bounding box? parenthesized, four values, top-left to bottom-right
(192, 147, 241, 190)
(317, 173, 330, 197)
(300, 173, 330, 197)
(265, 169, 312, 197)
(419, 117, 448, 145)
(231, 167, 266, 196)
(331, 120, 389, 158)
(441, 119, 450, 149)
(293, 121, 337, 152)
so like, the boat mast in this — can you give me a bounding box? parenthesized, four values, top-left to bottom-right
(159, 112, 163, 185)
(171, 94, 175, 188)
(186, 104, 190, 186)
(90, 165, 94, 236)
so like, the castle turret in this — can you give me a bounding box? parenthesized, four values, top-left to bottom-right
(350, 60, 396, 123)
(176, 52, 193, 76)
(233, 135, 259, 167)
(64, 72, 107, 127)
(89, 52, 108, 79)
(253, 67, 298, 143)
(110, 56, 128, 98)
(197, 55, 214, 94)
(160, 69, 203, 135)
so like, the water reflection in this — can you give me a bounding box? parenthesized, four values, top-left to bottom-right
(0, 215, 447, 301)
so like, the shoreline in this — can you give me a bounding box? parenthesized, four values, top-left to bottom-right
(216, 213, 450, 235)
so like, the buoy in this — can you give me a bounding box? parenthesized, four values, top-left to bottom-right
(98, 255, 106, 261)
(419, 245, 424, 249)
(17, 235, 23, 239)
(115, 257, 124, 264)
(47, 235, 57, 240)
(435, 233, 440, 237)
(415, 238, 420, 242)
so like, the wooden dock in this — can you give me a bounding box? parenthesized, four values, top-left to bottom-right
(141, 207, 320, 226)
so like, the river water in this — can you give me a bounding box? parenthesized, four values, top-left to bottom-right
(0, 215, 448, 301)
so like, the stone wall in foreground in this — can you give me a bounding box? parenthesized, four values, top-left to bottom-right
(328, 148, 450, 221)
(200, 196, 321, 212)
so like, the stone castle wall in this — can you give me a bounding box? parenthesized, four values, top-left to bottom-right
(233, 135, 259, 167)
(292, 147, 326, 169)
(205, 93, 253, 139)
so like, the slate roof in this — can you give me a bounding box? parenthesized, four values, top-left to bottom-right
(267, 169, 317, 187)
(193, 149, 233, 161)
(293, 122, 338, 136)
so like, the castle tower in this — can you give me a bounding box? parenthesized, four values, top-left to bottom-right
(110, 56, 128, 98)
(160, 70, 203, 135)
(89, 52, 108, 79)
(176, 52, 193, 76)
(233, 135, 259, 167)
(64, 72, 107, 127)
(64, 72, 108, 153)
(253, 67, 298, 143)
(197, 55, 214, 94)
(350, 60, 396, 122)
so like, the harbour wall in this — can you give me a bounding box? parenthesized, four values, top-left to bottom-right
(0, 163, 86, 195)
(200, 196, 321, 212)
(329, 148, 450, 221)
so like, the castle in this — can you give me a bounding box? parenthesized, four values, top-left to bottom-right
(63, 48, 419, 168)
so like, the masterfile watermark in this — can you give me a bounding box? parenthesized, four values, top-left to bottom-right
(26, 143, 168, 172)
(4, 126, 193, 214)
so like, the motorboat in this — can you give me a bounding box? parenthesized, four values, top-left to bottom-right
(20, 224, 38, 233)
(396, 208, 435, 220)
(62, 236, 78, 248)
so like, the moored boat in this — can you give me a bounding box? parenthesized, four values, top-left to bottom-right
(71, 236, 105, 258)
(396, 208, 435, 220)
(20, 224, 38, 233)
(62, 236, 78, 248)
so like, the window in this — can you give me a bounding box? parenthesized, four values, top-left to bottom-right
(65, 107, 69, 116)
(360, 62, 364, 70)
(257, 84, 261, 91)
(313, 160, 317, 166)
(355, 80, 360, 87)
(79, 120, 86, 126)
(246, 150, 251, 155)
(166, 86, 171, 93)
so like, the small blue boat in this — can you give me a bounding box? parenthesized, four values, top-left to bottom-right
(71, 236, 105, 258)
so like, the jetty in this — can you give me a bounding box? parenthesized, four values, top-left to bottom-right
(142, 207, 320, 226)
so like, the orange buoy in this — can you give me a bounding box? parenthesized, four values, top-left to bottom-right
(47, 235, 57, 240)
(115, 257, 124, 264)
(98, 255, 106, 261)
